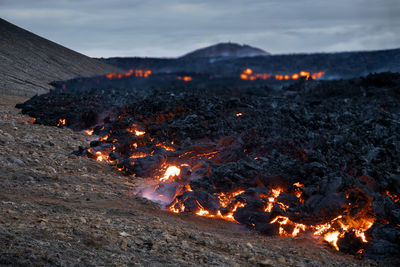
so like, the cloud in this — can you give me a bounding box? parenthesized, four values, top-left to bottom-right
(0, 0, 399, 57)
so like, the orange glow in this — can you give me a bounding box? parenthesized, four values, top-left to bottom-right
(240, 69, 272, 81)
(194, 200, 245, 222)
(84, 129, 94, 135)
(163, 180, 375, 254)
(156, 143, 176, 151)
(270, 215, 307, 237)
(106, 69, 151, 79)
(57, 118, 66, 127)
(134, 129, 146, 136)
(264, 188, 282, 212)
(311, 72, 325, 80)
(185, 184, 193, 192)
(324, 231, 340, 251)
(99, 135, 109, 141)
(177, 76, 193, 82)
(300, 71, 310, 79)
(292, 73, 299, 80)
(217, 190, 245, 208)
(255, 73, 272, 80)
(160, 166, 181, 182)
(313, 221, 333, 236)
(386, 190, 399, 202)
(169, 198, 185, 213)
(94, 151, 110, 162)
(126, 126, 146, 136)
(236, 112, 243, 117)
(240, 74, 248, 80)
(244, 68, 253, 75)
(129, 152, 149, 159)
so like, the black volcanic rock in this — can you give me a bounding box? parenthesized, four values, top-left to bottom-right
(180, 42, 270, 59)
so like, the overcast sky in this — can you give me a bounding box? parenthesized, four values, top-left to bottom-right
(0, 0, 399, 58)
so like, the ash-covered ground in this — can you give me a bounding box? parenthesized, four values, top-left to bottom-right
(15, 72, 400, 263)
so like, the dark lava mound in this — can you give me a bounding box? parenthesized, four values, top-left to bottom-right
(17, 72, 400, 260)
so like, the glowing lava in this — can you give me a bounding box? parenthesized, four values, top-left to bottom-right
(324, 231, 341, 250)
(57, 118, 66, 127)
(177, 76, 193, 82)
(134, 129, 146, 136)
(240, 68, 325, 81)
(84, 129, 94, 135)
(106, 69, 151, 79)
(160, 166, 181, 182)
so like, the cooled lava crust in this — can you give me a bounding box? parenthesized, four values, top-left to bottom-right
(17, 72, 400, 259)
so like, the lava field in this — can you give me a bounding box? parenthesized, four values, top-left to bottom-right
(17, 72, 400, 260)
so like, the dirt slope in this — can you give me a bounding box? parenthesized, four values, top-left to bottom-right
(0, 18, 122, 97)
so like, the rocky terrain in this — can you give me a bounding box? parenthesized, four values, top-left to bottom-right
(0, 19, 122, 97)
(1, 17, 399, 267)
(1, 94, 394, 266)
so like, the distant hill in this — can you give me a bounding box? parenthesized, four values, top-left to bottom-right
(0, 18, 122, 97)
(100, 48, 400, 79)
(180, 42, 270, 59)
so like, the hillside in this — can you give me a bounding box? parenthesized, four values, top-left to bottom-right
(180, 42, 270, 58)
(0, 18, 122, 97)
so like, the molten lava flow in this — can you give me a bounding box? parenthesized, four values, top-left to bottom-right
(270, 216, 307, 237)
(293, 182, 304, 187)
(126, 126, 146, 136)
(324, 231, 341, 251)
(385, 190, 399, 202)
(264, 188, 282, 212)
(312, 72, 324, 80)
(244, 68, 253, 75)
(79, 92, 382, 257)
(160, 166, 181, 182)
(217, 190, 245, 208)
(106, 69, 151, 79)
(84, 129, 94, 135)
(99, 135, 109, 141)
(156, 143, 176, 151)
(57, 118, 66, 127)
(129, 152, 149, 159)
(177, 76, 192, 82)
(134, 129, 145, 136)
(240, 74, 248, 80)
(300, 71, 310, 79)
(169, 198, 185, 213)
(240, 68, 324, 81)
(193, 198, 246, 222)
(94, 151, 110, 162)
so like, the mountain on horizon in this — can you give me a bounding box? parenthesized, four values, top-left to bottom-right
(180, 42, 270, 59)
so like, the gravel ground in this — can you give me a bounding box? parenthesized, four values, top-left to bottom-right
(0, 94, 392, 266)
